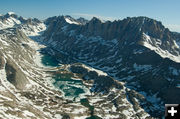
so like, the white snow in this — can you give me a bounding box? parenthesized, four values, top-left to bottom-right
(0, 16, 21, 30)
(0, 37, 9, 46)
(82, 64, 108, 76)
(72, 108, 86, 114)
(23, 110, 36, 117)
(8, 17, 21, 24)
(112, 105, 116, 112)
(0, 13, 46, 36)
(0, 94, 13, 101)
(104, 115, 119, 119)
(173, 40, 179, 49)
(0, 85, 6, 91)
(7, 12, 15, 15)
(33, 51, 46, 67)
(54, 114, 62, 119)
(89, 98, 104, 104)
(0, 106, 22, 119)
(65, 18, 80, 25)
(122, 110, 134, 119)
(20, 23, 46, 36)
(142, 33, 180, 63)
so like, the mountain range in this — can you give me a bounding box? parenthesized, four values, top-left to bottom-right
(0, 12, 180, 119)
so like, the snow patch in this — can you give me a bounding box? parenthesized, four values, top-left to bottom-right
(20, 23, 46, 36)
(173, 40, 179, 49)
(71, 108, 86, 114)
(89, 98, 104, 104)
(0, 16, 21, 30)
(23, 110, 36, 117)
(7, 12, 15, 15)
(54, 114, 62, 119)
(65, 18, 80, 25)
(142, 32, 180, 63)
(0, 85, 6, 91)
(82, 64, 108, 76)
(0, 94, 13, 101)
(0, 37, 9, 46)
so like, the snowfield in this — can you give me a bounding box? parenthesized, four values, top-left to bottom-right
(142, 32, 180, 63)
(65, 17, 80, 25)
(82, 64, 108, 76)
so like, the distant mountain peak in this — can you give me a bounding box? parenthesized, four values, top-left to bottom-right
(76, 17, 88, 25)
(63, 15, 80, 25)
(7, 12, 16, 15)
(90, 17, 102, 22)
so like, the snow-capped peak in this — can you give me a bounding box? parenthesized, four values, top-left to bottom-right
(0, 13, 46, 36)
(64, 16, 80, 25)
(20, 22, 46, 36)
(142, 32, 180, 63)
(7, 12, 16, 15)
(0, 14, 21, 30)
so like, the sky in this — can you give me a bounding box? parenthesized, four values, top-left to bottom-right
(0, 0, 180, 32)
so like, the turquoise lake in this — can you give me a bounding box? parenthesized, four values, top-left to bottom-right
(41, 54, 87, 100)
(41, 54, 101, 119)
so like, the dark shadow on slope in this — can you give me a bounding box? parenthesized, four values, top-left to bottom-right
(5, 62, 17, 85)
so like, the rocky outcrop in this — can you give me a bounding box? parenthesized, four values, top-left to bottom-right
(76, 17, 88, 25)
(70, 64, 123, 93)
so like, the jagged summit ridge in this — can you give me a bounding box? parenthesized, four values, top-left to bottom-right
(0, 12, 46, 36)
(1, 12, 179, 63)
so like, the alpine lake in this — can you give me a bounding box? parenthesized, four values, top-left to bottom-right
(41, 54, 101, 119)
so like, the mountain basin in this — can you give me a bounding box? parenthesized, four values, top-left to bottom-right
(41, 54, 89, 100)
(41, 53, 101, 118)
